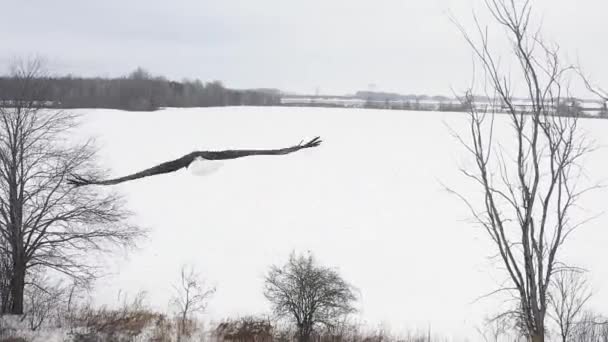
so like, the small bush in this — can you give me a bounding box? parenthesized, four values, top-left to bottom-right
(73, 307, 162, 342)
(66, 291, 162, 342)
(215, 316, 273, 342)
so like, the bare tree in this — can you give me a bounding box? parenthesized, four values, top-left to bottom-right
(171, 264, 215, 342)
(570, 311, 608, 342)
(548, 270, 592, 342)
(0, 59, 144, 314)
(477, 314, 516, 342)
(449, 1, 596, 341)
(264, 252, 358, 342)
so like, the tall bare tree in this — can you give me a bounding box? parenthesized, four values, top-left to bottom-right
(548, 270, 592, 342)
(171, 264, 215, 342)
(264, 252, 357, 342)
(0, 59, 143, 314)
(449, 1, 596, 341)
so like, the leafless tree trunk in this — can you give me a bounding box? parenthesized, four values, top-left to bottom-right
(171, 264, 215, 342)
(0, 58, 144, 314)
(449, 1, 596, 341)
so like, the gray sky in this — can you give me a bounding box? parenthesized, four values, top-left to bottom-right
(1, 0, 606, 95)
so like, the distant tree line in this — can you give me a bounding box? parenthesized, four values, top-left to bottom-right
(356, 91, 452, 103)
(0, 67, 281, 111)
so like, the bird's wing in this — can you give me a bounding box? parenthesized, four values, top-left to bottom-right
(68, 153, 196, 186)
(197, 136, 322, 160)
(68, 137, 322, 187)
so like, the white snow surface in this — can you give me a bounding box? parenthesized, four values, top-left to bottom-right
(70, 106, 608, 340)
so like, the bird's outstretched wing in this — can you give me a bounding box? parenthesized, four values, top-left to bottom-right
(196, 136, 322, 160)
(68, 137, 322, 186)
(68, 154, 195, 186)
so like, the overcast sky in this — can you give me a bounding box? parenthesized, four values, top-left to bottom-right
(1, 0, 606, 95)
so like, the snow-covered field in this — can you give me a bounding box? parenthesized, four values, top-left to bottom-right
(72, 106, 608, 340)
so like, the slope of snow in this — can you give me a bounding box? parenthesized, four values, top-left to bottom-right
(71, 106, 608, 340)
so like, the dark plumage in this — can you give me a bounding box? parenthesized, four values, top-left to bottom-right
(68, 137, 322, 186)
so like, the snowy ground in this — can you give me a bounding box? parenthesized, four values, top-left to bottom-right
(71, 106, 608, 340)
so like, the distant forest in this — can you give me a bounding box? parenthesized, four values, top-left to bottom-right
(1, 66, 605, 116)
(0, 67, 281, 111)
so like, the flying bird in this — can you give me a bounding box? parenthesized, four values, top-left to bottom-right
(68, 137, 322, 186)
